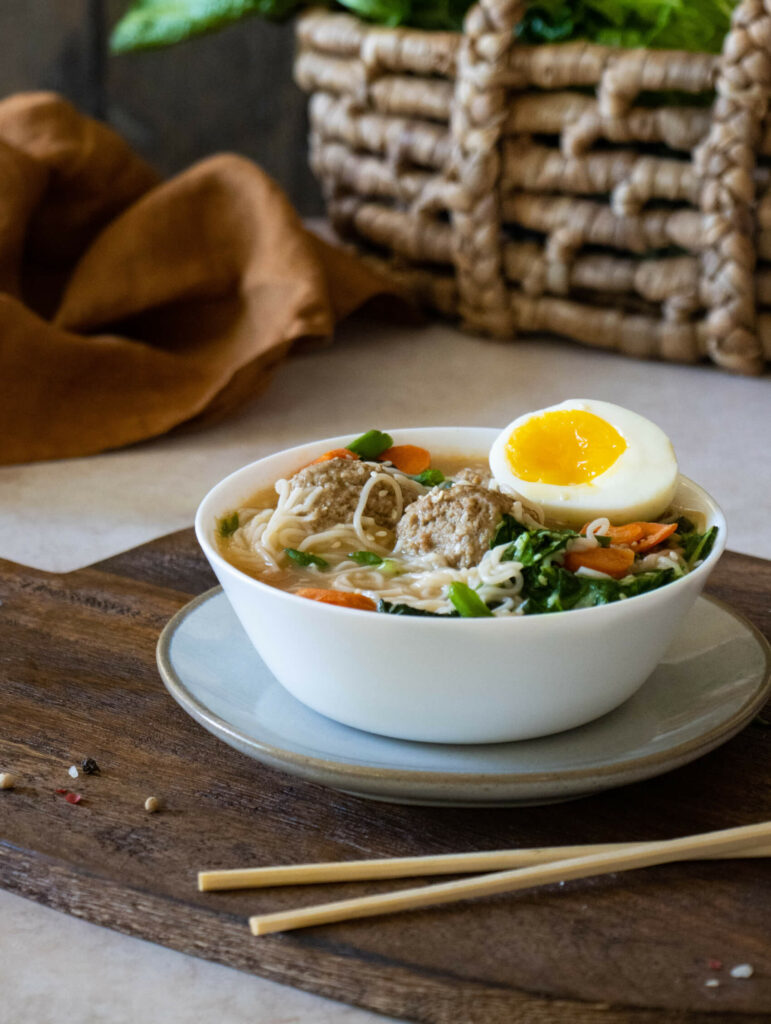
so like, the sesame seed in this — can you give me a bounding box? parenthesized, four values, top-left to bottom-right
(68, 765, 79, 779)
(730, 964, 754, 979)
(0, 772, 16, 790)
(144, 796, 161, 813)
(704, 979, 720, 988)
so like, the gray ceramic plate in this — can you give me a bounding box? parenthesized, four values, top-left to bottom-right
(157, 589, 770, 806)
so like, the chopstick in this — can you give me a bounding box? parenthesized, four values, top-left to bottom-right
(244, 820, 771, 936)
(199, 835, 771, 892)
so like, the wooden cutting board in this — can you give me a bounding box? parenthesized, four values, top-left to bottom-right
(1, 532, 769, 1023)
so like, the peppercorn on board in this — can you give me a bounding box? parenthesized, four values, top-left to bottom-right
(0, 530, 769, 1023)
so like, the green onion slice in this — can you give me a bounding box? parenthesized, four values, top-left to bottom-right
(346, 429, 393, 460)
(446, 582, 493, 617)
(348, 551, 383, 566)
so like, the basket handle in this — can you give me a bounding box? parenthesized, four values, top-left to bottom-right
(695, 0, 771, 372)
(447, 0, 527, 335)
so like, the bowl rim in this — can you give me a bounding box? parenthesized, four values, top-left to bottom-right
(195, 426, 727, 623)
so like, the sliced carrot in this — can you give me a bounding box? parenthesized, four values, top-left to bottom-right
(606, 524, 645, 545)
(307, 448, 361, 466)
(564, 546, 636, 579)
(581, 521, 644, 544)
(378, 444, 431, 475)
(295, 588, 377, 612)
(633, 522, 678, 553)
(580, 520, 678, 552)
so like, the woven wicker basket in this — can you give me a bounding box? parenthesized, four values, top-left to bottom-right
(294, 0, 771, 374)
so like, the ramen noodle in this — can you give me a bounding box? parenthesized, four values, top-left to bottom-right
(217, 431, 717, 617)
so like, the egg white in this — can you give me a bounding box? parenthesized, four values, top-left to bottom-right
(489, 399, 679, 528)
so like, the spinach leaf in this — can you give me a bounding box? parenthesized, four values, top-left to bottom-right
(679, 525, 718, 566)
(413, 468, 445, 487)
(519, 564, 680, 614)
(489, 512, 523, 549)
(491, 514, 577, 566)
(217, 511, 239, 538)
(377, 599, 454, 617)
(447, 582, 493, 617)
(504, 527, 577, 567)
(284, 548, 329, 569)
(346, 429, 393, 460)
(518, 564, 596, 614)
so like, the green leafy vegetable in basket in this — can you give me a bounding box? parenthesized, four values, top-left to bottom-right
(110, 0, 738, 52)
(111, 0, 302, 52)
(518, 0, 738, 53)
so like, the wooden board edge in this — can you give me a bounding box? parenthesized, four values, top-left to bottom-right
(1, 842, 768, 1024)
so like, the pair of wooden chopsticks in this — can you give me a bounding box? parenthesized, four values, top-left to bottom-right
(197, 820, 771, 936)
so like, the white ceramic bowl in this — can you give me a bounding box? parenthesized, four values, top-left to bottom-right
(195, 428, 726, 744)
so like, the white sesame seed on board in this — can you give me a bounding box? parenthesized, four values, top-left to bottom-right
(704, 979, 720, 988)
(68, 765, 79, 779)
(730, 964, 754, 979)
(144, 796, 161, 813)
(0, 772, 16, 789)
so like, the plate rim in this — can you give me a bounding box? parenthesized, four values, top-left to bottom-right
(156, 588, 771, 790)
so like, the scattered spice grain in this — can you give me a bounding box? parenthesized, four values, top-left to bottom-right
(708, 958, 723, 970)
(144, 796, 161, 813)
(81, 758, 100, 775)
(704, 979, 720, 988)
(55, 789, 83, 804)
(730, 964, 754, 979)
(0, 772, 17, 789)
(68, 765, 79, 779)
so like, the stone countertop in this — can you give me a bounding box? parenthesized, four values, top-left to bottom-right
(1, 317, 769, 1023)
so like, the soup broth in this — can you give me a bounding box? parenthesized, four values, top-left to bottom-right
(216, 444, 715, 617)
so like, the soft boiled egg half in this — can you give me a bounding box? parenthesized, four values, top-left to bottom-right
(489, 399, 678, 528)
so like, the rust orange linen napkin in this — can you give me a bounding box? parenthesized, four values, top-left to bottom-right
(0, 92, 402, 466)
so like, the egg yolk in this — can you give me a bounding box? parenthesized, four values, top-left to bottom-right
(505, 410, 627, 485)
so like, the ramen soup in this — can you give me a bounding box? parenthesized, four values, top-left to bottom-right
(217, 427, 717, 617)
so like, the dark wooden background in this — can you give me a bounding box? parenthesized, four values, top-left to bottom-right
(0, 0, 323, 215)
